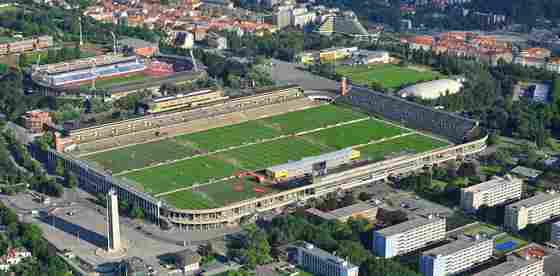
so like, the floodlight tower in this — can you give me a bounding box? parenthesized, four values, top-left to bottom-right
(110, 31, 117, 55)
(79, 16, 83, 46)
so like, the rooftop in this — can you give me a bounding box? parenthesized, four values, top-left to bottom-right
(328, 202, 377, 218)
(173, 249, 201, 266)
(267, 148, 353, 172)
(507, 191, 560, 209)
(462, 175, 520, 193)
(297, 242, 358, 270)
(473, 255, 541, 276)
(119, 37, 158, 49)
(375, 215, 443, 237)
(422, 237, 489, 257)
(510, 166, 543, 178)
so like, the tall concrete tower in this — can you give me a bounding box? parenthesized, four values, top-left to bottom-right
(106, 189, 122, 252)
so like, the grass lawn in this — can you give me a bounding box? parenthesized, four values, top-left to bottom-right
(121, 156, 237, 195)
(336, 64, 441, 90)
(162, 190, 219, 210)
(85, 105, 366, 172)
(218, 137, 328, 170)
(462, 223, 500, 237)
(175, 121, 282, 152)
(261, 104, 367, 134)
(494, 234, 528, 254)
(301, 119, 408, 149)
(80, 73, 150, 89)
(84, 139, 197, 173)
(481, 165, 502, 176)
(197, 177, 276, 206)
(357, 134, 450, 161)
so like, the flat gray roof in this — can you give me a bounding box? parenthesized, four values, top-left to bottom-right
(422, 237, 489, 257)
(375, 215, 443, 237)
(267, 148, 353, 172)
(511, 166, 543, 178)
(507, 192, 560, 209)
(462, 175, 520, 193)
(297, 242, 358, 270)
(474, 255, 540, 276)
(328, 202, 376, 218)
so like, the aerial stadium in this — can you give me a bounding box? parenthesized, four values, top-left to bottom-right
(30, 53, 203, 99)
(44, 81, 487, 231)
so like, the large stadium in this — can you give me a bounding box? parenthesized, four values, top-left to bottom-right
(46, 83, 487, 231)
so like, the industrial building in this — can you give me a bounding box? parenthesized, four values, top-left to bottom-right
(505, 191, 560, 231)
(306, 202, 378, 222)
(373, 215, 446, 258)
(460, 175, 523, 212)
(398, 79, 463, 100)
(419, 237, 493, 276)
(296, 242, 359, 276)
(265, 148, 360, 180)
(296, 47, 358, 65)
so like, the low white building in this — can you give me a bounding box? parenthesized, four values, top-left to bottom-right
(173, 249, 201, 274)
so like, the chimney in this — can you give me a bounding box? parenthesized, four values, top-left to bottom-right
(341, 77, 348, 96)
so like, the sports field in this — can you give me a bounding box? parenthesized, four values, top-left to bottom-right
(88, 104, 450, 209)
(81, 72, 151, 89)
(336, 64, 441, 89)
(84, 105, 368, 173)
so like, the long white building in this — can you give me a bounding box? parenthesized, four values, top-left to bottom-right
(505, 191, 560, 231)
(472, 253, 545, 276)
(296, 242, 359, 276)
(373, 215, 446, 258)
(420, 237, 493, 276)
(461, 175, 523, 212)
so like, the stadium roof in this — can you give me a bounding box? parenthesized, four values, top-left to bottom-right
(266, 148, 353, 173)
(119, 37, 157, 49)
(398, 79, 463, 99)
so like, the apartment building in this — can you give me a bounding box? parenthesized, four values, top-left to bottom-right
(472, 251, 545, 276)
(373, 215, 446, 258)
(296, 242, 359, 276)
(461, 175, 523, 212)
(420, 237, 493, 276)
(505, 191, 560, 231)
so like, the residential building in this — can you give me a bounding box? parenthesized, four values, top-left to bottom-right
(21, 110, 52, 133)
(306, 202, 378, 223)
(201, 0, 234, 8)
(373, 215, 446, 258)
(173, 249, 201, 274)
(296, 242, 359, 276)
(0, 248, 32, 271)
(472, 248, 545, 276)
(460, 175, 523, 212)
(514, 48, 551, 69)
(206, 32, 227, 49)
(407, 35, 434, 51)
(292, 11, 316, 28)
(551, 221, 560, 244)
(119, 38, 159, 57)
(420, 237, 493, 276)
(316, 13, 373, 41)
(505, 191, 560, 231)
(273, 7, 292, 29)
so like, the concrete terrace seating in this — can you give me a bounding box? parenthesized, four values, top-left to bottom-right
(341, 87, 478, 142)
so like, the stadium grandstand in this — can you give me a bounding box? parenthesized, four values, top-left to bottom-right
(398, 79, 463, 100)
(31, 55, 146, 87)
(142, 89, 229, 113)
(338, 86, 479, 142)
(316, 12, 375, 41)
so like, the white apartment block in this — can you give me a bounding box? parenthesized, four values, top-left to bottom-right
(373, 215, 446, 258)
(461, 175, 523, 212)
(297, 242, 359, 276)
(473, 254, 545, 276)
(505, 191, 560, 231)
(420, 237, 493, 276)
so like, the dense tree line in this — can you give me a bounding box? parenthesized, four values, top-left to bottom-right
(0, 201, 72, 276)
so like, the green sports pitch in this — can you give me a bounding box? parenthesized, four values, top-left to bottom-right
(336, 64, 441, 90)
(83, 104, 449, 209)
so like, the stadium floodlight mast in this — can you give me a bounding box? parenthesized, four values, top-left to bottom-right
(79, 16, 83, 46)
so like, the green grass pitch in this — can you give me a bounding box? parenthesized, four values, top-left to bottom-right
(336, 64, 441, 89)
(301, 119, 409, 149)
(85, 105, 367, 173)
(357, 134, 450, 161)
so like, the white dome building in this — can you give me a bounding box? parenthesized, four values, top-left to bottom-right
(398, 79, 463, 99)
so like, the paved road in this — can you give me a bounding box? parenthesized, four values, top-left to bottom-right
(271, 60, 339, 93)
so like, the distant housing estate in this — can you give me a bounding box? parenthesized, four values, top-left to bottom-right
(460, 175, 523, 212)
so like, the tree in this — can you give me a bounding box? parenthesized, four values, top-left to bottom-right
(341, 192, 355, 207)
(66, 172, 77, 189)
(129, 206, 144, 220)
(358, 192, 372, 201)
(359, 257, 421, 276)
